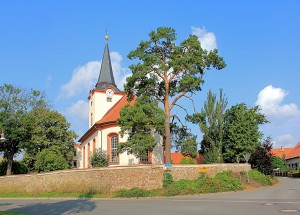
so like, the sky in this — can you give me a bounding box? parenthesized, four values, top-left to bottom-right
(1, 0, 300, 148)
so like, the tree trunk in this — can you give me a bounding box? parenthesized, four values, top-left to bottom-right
(6, 153, 13, 176)
(164, 114, 171, 164)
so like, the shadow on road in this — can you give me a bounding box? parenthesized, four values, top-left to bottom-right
(8, 199, 96, 215)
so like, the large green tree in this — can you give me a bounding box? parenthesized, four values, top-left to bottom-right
(188, 89, 227, 163)
(0, 84, 47, 175)
(117, 97, 165, 158)
(125, 27, 226, 163)
(223, 103, 268, 162)
(23, 108, 77, 172)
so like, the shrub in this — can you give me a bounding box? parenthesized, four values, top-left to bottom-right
(91, 149, 109, 167)
(163, 171, 242, 196)
(35, 149, 70, 172)
(180, 157, 197, 164)
(272, 156, 288, 172)
(0, 160, 28, 176)
(249, 137, 273, 175)
(247, 169, 273, 186)
(163, 172, 174, 187)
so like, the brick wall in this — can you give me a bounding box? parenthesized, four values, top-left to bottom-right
(0, 164, 250, 194)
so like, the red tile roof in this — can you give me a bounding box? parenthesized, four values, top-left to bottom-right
(271, 147, 293, 158)
(286, 141, 300, 160)
(74, 143, 82, 150)
(96, 95, 135, 125)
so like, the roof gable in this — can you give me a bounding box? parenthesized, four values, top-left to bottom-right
(96, 95, 135, 124)
(286, 141, 300, 160)
(271, 147, 293, 158)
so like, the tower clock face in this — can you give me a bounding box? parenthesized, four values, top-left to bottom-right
(106, 89, 114, 98)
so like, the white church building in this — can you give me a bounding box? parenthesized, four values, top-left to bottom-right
(74, 37, 164, 168)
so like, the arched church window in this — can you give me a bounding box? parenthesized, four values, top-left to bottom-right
(111, 135, 118, 162)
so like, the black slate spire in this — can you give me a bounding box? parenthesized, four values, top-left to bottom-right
(95, 36, 120, 91)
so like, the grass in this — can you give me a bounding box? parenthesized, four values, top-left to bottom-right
(0, 212, 30, 215)
(0, 170, 276, 199)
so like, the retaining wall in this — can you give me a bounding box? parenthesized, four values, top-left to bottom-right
(0, 164, 250, 193)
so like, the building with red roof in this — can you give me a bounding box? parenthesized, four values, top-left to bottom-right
(73, 36, 163, 168)
(285, 141, 300, 170)
(271, 142, 300, 170)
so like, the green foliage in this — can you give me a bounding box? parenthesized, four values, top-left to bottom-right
(0, 160, 28, 176)
(203, 148, 223, 164)
(117, 96, 165, 158)
(35, 149, 70, 172)
(25, 108, 77, 170)
(180, 157, 197, 164)
(249, 137, 273, 175)
(171, 124, 198, 158)
(125, 27, 226, 163)
(272, 156, 288, 172)
(247, 169, 273, 186)
(114, 188, 157, 198)
(223, 103, 268, 162)
(163, 172, 174, 187)
(164, 171, 242, 196)
(0, 212, 30, 215)
(91, 149, 109, 167)
(188, 89, 227, 163)
(0, 84, 48, 175)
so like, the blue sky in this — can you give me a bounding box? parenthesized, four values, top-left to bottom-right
(1, 1, 299, 148)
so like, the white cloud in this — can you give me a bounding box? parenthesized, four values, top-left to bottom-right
(110, 51, 131, 90)
(59, 61, 100, 98)
(191, 26, 217, 51)
(256, 85, 300, 119)
(273, 134, 295, 148)
(67, 100, 89, 121)
(59, 51, 131, 98)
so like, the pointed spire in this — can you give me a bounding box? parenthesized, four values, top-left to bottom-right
(95, 35, 120, 91)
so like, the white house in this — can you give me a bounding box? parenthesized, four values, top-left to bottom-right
(74, 36, 164, 168)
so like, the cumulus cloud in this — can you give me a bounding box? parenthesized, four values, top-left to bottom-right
(256, 85, 300, 119)
(273, 134, 295, 148)
(66, 100, 89, 121)
(59, 51, 131, 98)
(59, 61, 100, 98)
(191, 26, 217, 51)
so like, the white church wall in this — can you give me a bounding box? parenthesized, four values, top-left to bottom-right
(152, 133, 164, 164)
(91, 91, 123, 127)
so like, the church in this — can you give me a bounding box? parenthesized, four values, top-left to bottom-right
(73, 36, 164, 168)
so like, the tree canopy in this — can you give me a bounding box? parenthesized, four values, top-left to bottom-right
(125, 27, 226, 163)
(188, 89, 227, 163)
(23, 107, 77, 172)
(223, 103, 268, 162)
(0, 84, 48, 175)
(117, 96, 165, 158)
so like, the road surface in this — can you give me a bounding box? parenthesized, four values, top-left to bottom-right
(0, 177, 299, 215)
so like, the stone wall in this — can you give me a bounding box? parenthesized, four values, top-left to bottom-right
(0, 164, 250, 194)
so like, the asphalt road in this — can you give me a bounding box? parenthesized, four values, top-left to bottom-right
(0, 177, 299, 215)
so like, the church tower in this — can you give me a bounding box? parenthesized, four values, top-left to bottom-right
(88, 35, 124, 128)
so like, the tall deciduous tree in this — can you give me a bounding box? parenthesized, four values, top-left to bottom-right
(117, 97, 165, 158)
(223, 103, 268, 162)
(23, 108, 77, 172)
(125, 27, 226, 163)
(0, 84, 48, 175)
(188, 89, 227, 163)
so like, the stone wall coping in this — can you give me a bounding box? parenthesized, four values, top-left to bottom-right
(0, 163, 249, 179)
